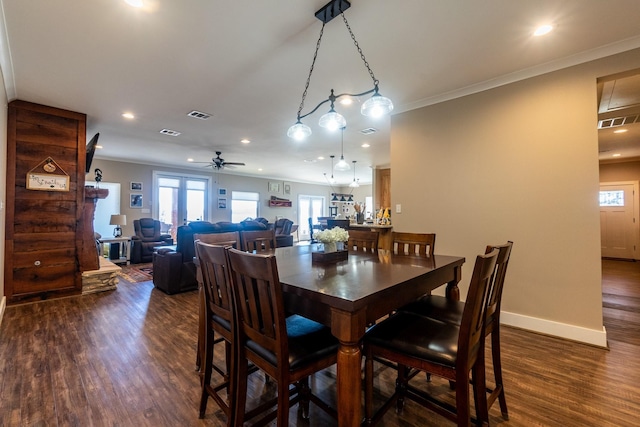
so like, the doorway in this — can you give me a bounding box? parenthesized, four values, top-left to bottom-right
(600, 181, 639, 260)
(153, 172, 211, 241)
(298, 195, 325, 241)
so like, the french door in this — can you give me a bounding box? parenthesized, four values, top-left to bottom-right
(298, 195, 325, 241)
(153, 172, 211, 241)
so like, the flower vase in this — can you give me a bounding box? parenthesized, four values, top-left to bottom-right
(323, 242, 337, 253)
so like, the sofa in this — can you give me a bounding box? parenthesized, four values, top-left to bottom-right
(152, 219, 285, 294)
(131, 218, 174, 264)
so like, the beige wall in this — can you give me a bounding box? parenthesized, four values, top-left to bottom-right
(600, 160, 640, 182)
(391, 48, 640, 345)
(91, 159, 370, 237)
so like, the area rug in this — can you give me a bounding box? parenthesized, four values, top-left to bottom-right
(118, 263, 153, 283)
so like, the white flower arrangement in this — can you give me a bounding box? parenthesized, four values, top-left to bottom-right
(315, 226, 349, 243)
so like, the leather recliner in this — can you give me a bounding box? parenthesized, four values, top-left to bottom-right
(130, 218, 173, 264)
(272, 218, 294, 247)
(152, 220, 268, 294)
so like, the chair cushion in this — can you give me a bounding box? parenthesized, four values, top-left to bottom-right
(365, 312, 460, 368)
(246, 314, 338, 371)
(400, 295, 465, 325)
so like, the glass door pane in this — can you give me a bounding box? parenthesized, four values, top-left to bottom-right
(155, 174, 209, 241)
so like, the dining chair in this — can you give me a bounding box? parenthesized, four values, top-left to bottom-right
(391, 231, 436, 257)
(363, 249, 500, 427)
(194, 232, 242, 375)
(226, 247, 339, 426)
(347, 229, 379, 253)
(240, 229, 277, 252)
(400, 241, 513, 421)
(194, 241, 236, 423)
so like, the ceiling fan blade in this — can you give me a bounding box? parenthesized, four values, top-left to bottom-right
(224, 162, 245, 166)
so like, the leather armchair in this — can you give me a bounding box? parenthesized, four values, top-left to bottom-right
(130, 218, 173, 264)
(272, 218, 294, 247)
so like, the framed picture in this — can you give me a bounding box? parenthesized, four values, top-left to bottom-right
(268, 182, 280, 193)
(130, 182, 142, 191)
(283, 182, 291, 195)
(218, 188, 227, 196)
(130, 193, 143, 208)
(218, 198, 227, 209)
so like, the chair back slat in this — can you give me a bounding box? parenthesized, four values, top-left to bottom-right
(347, 229, 379, 253)
(195, 242, 234, 329)
(240, 229, 277, 252)
(227, 248, 286, 357)
(195, 231, 241, 249)
(391, 232, 436, 257)
(459, 249, 499, 370)
(483, 241, 513, 333)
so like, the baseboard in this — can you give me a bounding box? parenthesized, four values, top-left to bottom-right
(501, 311, 608, 348)
(0, 296, 6, 329)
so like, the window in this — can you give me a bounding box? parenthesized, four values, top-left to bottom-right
(599, 190, 624, 207)
(232, 191, 259, 222)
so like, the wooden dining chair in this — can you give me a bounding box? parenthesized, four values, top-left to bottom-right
(226, 248, 339, 426)
(240, 229, 276, 252)
(194, 241, 236, 423)
(363, 249, 500, 427)
(347, 229, 379, 253)
(400, 241, 514, 421)
(194, 232, 241, 375)
(391, 231, 436, 257)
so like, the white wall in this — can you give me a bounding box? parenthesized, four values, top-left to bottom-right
(392, 48, 640, 347)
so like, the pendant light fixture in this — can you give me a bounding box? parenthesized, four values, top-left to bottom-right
(334, 127, 350, 171)
(286, 0, 393, 140)
(349, 160, 360, 187)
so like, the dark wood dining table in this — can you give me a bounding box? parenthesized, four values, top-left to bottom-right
(273, 245, 465, 427)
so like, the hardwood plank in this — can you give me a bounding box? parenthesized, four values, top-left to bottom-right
(0, 259, 638, 426)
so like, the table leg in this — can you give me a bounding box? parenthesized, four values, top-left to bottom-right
(331, 308, 366, 427)
(445, 263, 463, 301)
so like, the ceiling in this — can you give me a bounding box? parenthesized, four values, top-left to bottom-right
(2, 0, 640, 185)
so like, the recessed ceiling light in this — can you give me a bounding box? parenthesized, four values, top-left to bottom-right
(318, 156, 325, 160)
(124, 0, 144, 7)
(187, 158, 194, 162)
(361, 143, 370, 148)
(533, 24, 553, 36)
(96, 145, 103, 149)
(122, 112, 135, 119)
(613, 129, 628, 134)
(340, 97, 353, 105)
(241, 139, 251, 144)
(612, 153, 622, 157)
(258, 168, 263, 171)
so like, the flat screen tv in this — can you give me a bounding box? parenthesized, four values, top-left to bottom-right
(85, 133, 100, 174)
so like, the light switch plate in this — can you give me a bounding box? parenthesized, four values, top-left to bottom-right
(395, 204, 402, 214)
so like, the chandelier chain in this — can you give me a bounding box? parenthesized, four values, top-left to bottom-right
(341, 12, 378, 86)
(297, 22, 326, 119)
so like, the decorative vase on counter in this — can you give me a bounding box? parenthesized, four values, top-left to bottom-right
(323, 242, 337, 253)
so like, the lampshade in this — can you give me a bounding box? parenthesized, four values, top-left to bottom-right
(109, 214, 127, 226)
(318, 109, 346, 131)
(335, 155, 350, 171)
(332, 193, 339, 202)
(287, 121, 312, 141)
(361, 92, 394, 118)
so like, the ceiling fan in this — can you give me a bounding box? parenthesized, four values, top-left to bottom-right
(194, 151, 246, 170)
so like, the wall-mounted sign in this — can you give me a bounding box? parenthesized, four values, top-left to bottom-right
(26, 157, 71, 192)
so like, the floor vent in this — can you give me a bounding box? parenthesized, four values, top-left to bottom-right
(598, 114, 639, 129)
(159, 128, 181, 136)
(187, 110, 212, 120)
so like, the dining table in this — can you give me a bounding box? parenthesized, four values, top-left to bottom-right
(273, 244, 465, 427)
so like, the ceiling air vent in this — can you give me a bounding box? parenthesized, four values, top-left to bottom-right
(360, 127, 377, 135)
(187, 110, 212, 120)
(598, 114, 640, 129)
(159, 128, 181, 136)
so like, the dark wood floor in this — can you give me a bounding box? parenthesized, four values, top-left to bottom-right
(1, 259, 639, 426)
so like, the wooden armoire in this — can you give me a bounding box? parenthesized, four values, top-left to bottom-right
(4, 100, 87, 304)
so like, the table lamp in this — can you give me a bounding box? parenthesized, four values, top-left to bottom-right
(109, 214, 126, 237)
